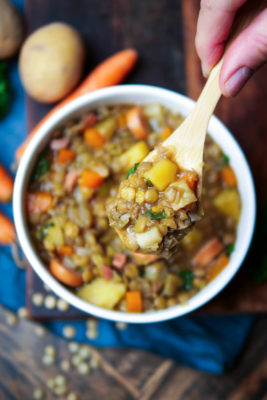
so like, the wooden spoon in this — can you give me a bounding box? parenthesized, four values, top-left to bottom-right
(144, 0, 266, 196)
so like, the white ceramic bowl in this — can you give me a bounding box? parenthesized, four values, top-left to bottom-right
(13, 85, 256, 323)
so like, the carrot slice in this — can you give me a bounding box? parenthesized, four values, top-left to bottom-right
(126, 291, 143, 312)
(57, 148, 76, 163)
(27, 192, 52, 215)
(0, 212, 15, 244)
(207, 253, 229, 281)
(0, 165, 13, 202)
(125, 106, 149, 139)
(57, 245, 74, 256)
(132, 252, 159, 265)
(221, 166, 237, 187)
(179, 172, 198, 191)
(161, 125, 172, 141)
(192, 237, 223, 267)
(50, 258, 83, 287)
(80, 170, 104, 189)
(16, 49, 138, 161)
(84, 128, 105, 149)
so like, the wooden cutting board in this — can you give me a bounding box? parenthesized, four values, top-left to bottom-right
(25, 0, 267, 319)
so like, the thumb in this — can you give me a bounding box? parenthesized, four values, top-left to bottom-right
(220, 8, 267, 97)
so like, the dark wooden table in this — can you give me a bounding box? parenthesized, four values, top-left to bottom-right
(1, 0, 267, 398)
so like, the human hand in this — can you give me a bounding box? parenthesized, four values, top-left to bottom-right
(195, 0, 267, 96)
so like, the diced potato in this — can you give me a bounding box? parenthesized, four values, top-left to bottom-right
(45, 223, 64, 247)
(120, 141, 149, 170)
(163, 274, 181, 296)
(136, 226, 162, 249)
(144, 261, 166, 282)
(182, 229, 202, 249)
(77, 278, 126, 309)
(95, 117, 117, 140)
(144, 159, 178, 191)
(214, 189, 241, 222)
(168, 180, 197, 211)
(143, 102, 165, 125)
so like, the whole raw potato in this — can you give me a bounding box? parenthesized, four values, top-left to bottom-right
(0, 0, 24, 59)
(19, 22, 85, 103)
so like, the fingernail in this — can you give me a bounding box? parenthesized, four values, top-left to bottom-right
(224, 66, 253, 97)
(201, 62, 211, 78)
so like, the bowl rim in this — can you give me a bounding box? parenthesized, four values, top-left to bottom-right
(13, 84, 256, 324)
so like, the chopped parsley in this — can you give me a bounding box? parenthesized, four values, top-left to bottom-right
(179, 269, 194, 291)
(221, 153, 230, 166)
(145, 210, 167, 220)
(0, 61, 11, 120)
(126, 163, 140, 179)
(145, 179, 153, 187)
(40, 222, 54, 239)
(225, 244, 235, 255)
(34, 154, 50, 180)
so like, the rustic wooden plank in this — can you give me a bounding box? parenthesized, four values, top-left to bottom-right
(1, 305, 267, 400)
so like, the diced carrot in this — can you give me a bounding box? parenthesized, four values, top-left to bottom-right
(84, 113, 97, 127)
(80, 170, 104, 189)
(118, 113, 127, 127)
(0, 212, 15, 244)
(50, 258, 83, 287)
(192, 237, 223, 267)
(112, 253, 127, 269)
(161, 125, 172, 141)
(183, 172, 198, 191)
(57, 148, 76, 163)
(57, 245, 74, 256)
(102, 264, 113, 280)
(64, 170, 79, 192)
(27, 192, 53, 215)
(207, 253, 229, 281)
(84, 128, 105, 149)
(221, 166, 237, 187)
(126, 291, 143, 312)
(16, 49, 138, 162)
(125, 106, 149, 139)
(0, 165, 13, 202)
(132, 252, 159, 265)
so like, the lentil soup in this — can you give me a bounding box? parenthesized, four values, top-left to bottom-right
(27, 103, 241, 313)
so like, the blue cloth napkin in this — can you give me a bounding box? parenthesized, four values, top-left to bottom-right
(0, 0, 253, 374)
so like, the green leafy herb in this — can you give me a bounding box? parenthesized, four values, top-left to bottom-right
(145, 179, 153, 187)
(40, 222, 54, 239)
(225, 244, 235, 255)
(253, 255, 267, 283)
(145, 210, 167, 220)
(0, 61, 11, 120)
(179, 269, 194, 291)
(126, 163, 140, 179)
(34, 154, 50, 180)
(221, 153, 230, 166)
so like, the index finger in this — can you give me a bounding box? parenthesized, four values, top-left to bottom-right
(195, 0, 247, 76)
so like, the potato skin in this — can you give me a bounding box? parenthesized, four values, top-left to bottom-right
(19, 22, 85, 103)
(0, 0, 24, 59)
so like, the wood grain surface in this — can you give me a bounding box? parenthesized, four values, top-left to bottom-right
(0, 305, 267, 399)
(25, 0, 267, 319)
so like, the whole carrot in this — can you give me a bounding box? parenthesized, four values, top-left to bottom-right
(16, 49, 138, 161)
(0, 165, 13, 202)
(0, 212, 15, 244)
